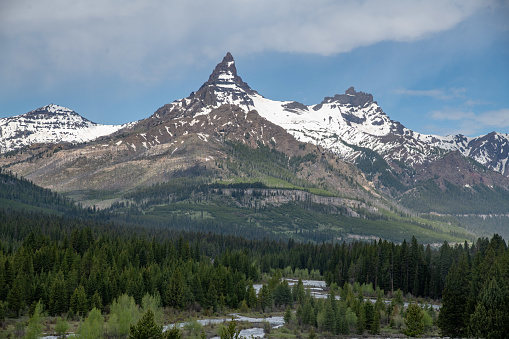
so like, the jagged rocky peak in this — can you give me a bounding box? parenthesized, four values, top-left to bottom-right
(198, 52, 255, 95)
(322, 87, 375, 107)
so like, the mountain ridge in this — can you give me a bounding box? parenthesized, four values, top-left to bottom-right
(2, 53, 509, 241)
(0, 103, 125, 154)
(2, 54, 508, 178)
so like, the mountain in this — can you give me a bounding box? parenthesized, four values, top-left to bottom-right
(1, 55, 508, 180)
(126, 53, 509, 184)
(1, 53, 509, 242)
(0, 104, 124, 154)
(423, 132, 509, 176)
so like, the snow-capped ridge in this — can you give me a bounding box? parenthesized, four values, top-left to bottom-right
(37, 103, 76, 115)
(150, 53, 509, 177)
(4, 53, 509, 179)
(0, 104, 124, 153)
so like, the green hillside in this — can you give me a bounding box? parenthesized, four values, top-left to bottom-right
(102, 141, 473, 244)
(0, 168, 84, 216)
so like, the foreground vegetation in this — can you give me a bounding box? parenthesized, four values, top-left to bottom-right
(0, 204, 508, 338)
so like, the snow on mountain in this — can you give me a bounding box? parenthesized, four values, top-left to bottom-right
(151, 53, 444, 167)
(4, 54, 508, 178)
(149, 53, 509, 177)
(248, 88, 446, 166)
(0, 104, 124, 153)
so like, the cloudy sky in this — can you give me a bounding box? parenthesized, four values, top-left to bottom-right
(1, 0, 508, 137)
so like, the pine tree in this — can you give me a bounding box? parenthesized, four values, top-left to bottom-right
(91, 290, 103, 311)
(191, 275, 205, 306)
(219, 319, 242, 339)
(293, 278, 305, 303)
(127, 273, 145, 305)
(246, 282, 257, 309)
(49, 271, 68, 316)
(7, 272, 25, 317)
(403, 303, 424, 337)
(284, 305, 292, 324)
(69, 285, 88, 317)
(308, 327, 316, 339)
(258, 284, 272, 313)
(165, 325, 183, 339)
(468, 274, 509, 339)
(356, 303, 366, 334)
(129, 309, 164, 339)
(370, 310, 380, 335)
(438, 254, 470, 337)
(322, 299, 335, 333)
(166, 268, 186, 310)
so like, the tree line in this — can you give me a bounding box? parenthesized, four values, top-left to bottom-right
(0, 205, 508, 338)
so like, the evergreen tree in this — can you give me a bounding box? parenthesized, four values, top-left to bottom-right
(356, 303, 366, 334)
(468, 275, 509, 339)
(246, 282, 257, 309)
(90, 290, 103, 311)
(127, 273, 145, 306)
(370, 310, 380, 335)
(129, 309, 164, 339)
(165, 325, 183, 339)
(69, 285, 88, 317)
(7, 272, 25, 317)
(258, 285, 272, 312)
(292, 278, 305, 303)
(205, 277, 219, 311)
(438, 254, 470, 337)
(338, 302, 350, 335)
(166, 268, 186, 310)
(403, 303, 424, 337)
(364, 300, 374, 330)
(48, 271, 68, 316)
(308, 327, 316, 339)
(190, 275, 205, 306)
(284, 305, 292, 324)
(322, 299, 335, 333)
(219, 319, 243, 339)
(273, 280, 292, 307)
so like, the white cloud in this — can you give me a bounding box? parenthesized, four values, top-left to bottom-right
(0, 0, 493, 89)
(429, 108, 509, 135)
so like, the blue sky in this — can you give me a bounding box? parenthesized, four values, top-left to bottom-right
(0, 0, 508, 137)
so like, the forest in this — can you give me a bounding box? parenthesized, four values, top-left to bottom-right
(0, 204, 508, 338)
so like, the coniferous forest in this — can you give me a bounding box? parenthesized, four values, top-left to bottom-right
(0, 204, 508, 338)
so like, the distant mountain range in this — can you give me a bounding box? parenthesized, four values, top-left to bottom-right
(1, 53, 509, 242)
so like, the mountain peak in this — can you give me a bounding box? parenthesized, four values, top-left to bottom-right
(322, 87, 375, 107)
(199, 52, 255, 95)
(208, 52, 237, 82)
(37, 104, 76, 115)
